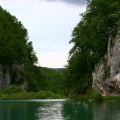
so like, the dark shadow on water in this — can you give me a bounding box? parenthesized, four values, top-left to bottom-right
(62, 101, 93, 120)
(0, 101, 40, 120)
(62, 101, 120, 120)
(0, 100, 120, 120)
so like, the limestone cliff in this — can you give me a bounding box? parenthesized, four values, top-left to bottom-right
(0, 64, 10, 90)
(0, 64, 27, 90)
(92, 33, 120, 96)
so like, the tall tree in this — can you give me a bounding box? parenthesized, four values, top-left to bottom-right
(64, 0, 120, 95)
(0, 6, 43, 91)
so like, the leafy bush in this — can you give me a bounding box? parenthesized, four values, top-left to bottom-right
(2, 85, 24, 94)
(68, 90, 104, 102)
(0, 94, 9, 100)
(35, 90, 64, 99)
(0, 92, 36, 100)
(94, 93, 103, 102)
(0, 88, 64, 100)
(103, 96, 120, 102)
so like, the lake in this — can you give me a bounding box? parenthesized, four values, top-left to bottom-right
(0, 99, 120, 120)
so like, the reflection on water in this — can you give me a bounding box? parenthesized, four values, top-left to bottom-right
(62, 101, 93, 120)
(0, 101, 38, 120)
(37, 102, 63, 120)
(0, 99, 66, 120)
(93, 103, 120, 120)
(0, 99, 120, 120)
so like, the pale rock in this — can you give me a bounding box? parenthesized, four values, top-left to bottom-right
(92, 33, 120, 96)
(0, 64, 27, 90)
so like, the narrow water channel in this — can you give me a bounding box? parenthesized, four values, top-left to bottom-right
(0, 99, 119, 120)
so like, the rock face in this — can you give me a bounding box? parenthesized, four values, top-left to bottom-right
(0, 64, 10, 90)
(92, 34, 120, 96)
(0, 64, 27, 90)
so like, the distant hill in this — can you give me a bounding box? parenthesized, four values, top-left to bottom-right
(40, 67, 64, 94)
(42, 67, 65, 72)
(53, 68, 65, 72)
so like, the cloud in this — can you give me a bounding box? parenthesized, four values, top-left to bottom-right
(37, 50, 69, 68)
(44, 0, 87, 6)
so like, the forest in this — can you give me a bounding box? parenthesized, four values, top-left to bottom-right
(63, 0, 120, 96)
(1, 0, 120, 100)
(0, 6, 64, 98)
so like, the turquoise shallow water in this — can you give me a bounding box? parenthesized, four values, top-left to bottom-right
(0, 99, 120, 120)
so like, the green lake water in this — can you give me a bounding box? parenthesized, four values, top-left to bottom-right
(0, 99, 120, 120)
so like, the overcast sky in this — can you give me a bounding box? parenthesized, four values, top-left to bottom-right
(1, 0, 87, 68)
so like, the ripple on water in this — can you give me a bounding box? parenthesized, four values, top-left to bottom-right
(36, 102, 64, 120)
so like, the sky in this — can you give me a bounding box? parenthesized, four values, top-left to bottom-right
(0, 0, 87, 68)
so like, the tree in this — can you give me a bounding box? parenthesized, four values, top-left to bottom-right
(0, 6, 43, 91)
(64, 0, 120, 95)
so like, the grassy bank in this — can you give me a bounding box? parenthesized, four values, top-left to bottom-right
(103, 96, 120, 102)
(0, 91, 64, 100)
(0, 85, 64, 100)
(69, 91, 120, 102)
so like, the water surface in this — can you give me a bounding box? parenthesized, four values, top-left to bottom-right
(0, 99, 120, 120)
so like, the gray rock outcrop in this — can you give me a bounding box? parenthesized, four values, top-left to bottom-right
(92, 33, 120, 96)
(0, 64, 27, 90)
(0, 64, 10, 90)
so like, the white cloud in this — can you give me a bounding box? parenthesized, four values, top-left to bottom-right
(0, 0, 86, 68)
(37, 50, 69, 68)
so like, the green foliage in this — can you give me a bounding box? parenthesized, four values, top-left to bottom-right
(24, 65, 45, 92)
(41, 67, 64, 94)
(103, 96, 120, 102)
(86, 91, 103, 102)
(0, 92, 36, 100)
(0, 6, 45, 92)
(64, 0, 120, 95)
(0, 6, 30, 65)
(0, 90, 63, 100)
(35, 91, 54, 99)
(0, 6, 65, 95)
(69, 90, 103, 102)
(94, 94, 103, 102)
(35, 90, 63, 99)
(2, 85, 24, 94)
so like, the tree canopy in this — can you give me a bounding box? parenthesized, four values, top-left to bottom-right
(0, 6, 65, 94)
(64, 0, 120, 95)
(0, 6, 42, 91)
(0, 6, 37, 65)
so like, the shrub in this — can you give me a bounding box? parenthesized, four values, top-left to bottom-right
(94, 93, 103, 102)
(0, 94, 9, 100)
(2, 85, 24, 94)
(35, 90, 63, 99)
